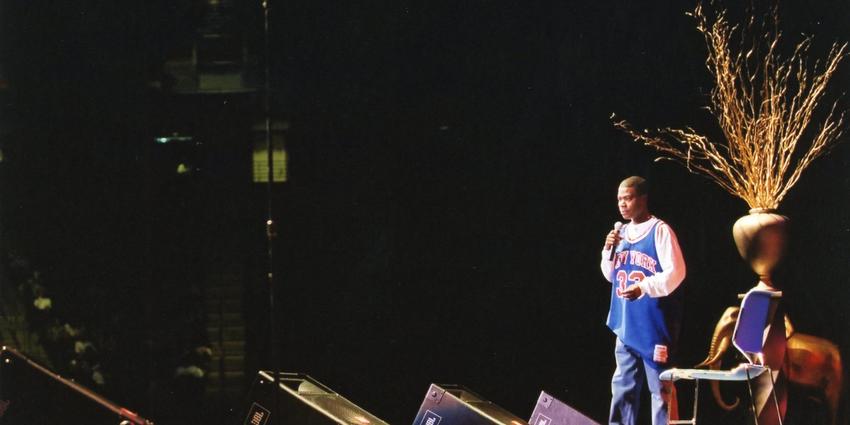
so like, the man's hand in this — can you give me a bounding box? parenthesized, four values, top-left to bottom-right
(621, 283, 642, 300)
(605, 229, 622, 251)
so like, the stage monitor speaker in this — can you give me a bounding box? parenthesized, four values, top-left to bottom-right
(412, 383, 528, 425)
(241, 371, 390, 425)
(0, 346, 152, 425)
(528, 391, 598, 425)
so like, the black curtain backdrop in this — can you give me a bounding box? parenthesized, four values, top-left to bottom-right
(2, 1, 849, 424)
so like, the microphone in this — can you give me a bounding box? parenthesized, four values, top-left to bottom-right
(609, 221, 623, 261)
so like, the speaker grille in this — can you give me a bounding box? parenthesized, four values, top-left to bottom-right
(413, 384, 529, 425)
(249, 371, 390, 425)
(299, 393, 384, 425)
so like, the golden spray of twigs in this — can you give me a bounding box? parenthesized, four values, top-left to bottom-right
(612, 2, 848, 209)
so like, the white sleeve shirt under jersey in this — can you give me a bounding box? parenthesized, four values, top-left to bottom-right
(599, 216, 686, 298)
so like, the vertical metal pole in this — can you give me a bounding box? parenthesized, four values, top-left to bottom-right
(692, 379, 699, 425)
(767, 369, 783, 425)
(261, 0, 281, 420)
(746, 369, 759, 425)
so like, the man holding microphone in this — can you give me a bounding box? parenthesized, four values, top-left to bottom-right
(601, 176, 686, 425)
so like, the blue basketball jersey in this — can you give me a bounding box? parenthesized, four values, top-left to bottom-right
(606, 219, 683, 370)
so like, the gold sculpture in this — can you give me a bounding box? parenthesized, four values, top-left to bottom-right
(698, 307, 843, 425)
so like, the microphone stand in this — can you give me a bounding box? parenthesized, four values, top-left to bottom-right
(260, 0, 281, 421)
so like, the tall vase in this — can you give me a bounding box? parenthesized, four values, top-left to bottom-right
(731, 208, 789, 289)
(732, 208, 790, 425)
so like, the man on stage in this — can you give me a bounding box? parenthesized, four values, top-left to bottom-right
(600, 176, 686, 425)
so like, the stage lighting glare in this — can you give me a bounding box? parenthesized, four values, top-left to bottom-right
(351, 415, 371, 424)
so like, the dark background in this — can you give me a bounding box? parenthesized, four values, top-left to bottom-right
(1, 0, 849, 424)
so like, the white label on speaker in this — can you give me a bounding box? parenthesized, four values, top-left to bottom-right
(244, 402, 271, 425)
(534, 413, 552, 425)
(421, 410, 442, 425)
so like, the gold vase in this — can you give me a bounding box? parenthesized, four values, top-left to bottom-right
(732, 208, 789, 289)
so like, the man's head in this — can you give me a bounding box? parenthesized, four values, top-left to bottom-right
(617, 176, 650, 223)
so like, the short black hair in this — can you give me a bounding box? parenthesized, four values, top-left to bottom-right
(619, 176, 648, 196)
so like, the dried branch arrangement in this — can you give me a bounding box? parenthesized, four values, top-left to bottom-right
(613, 2, 848, 209)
